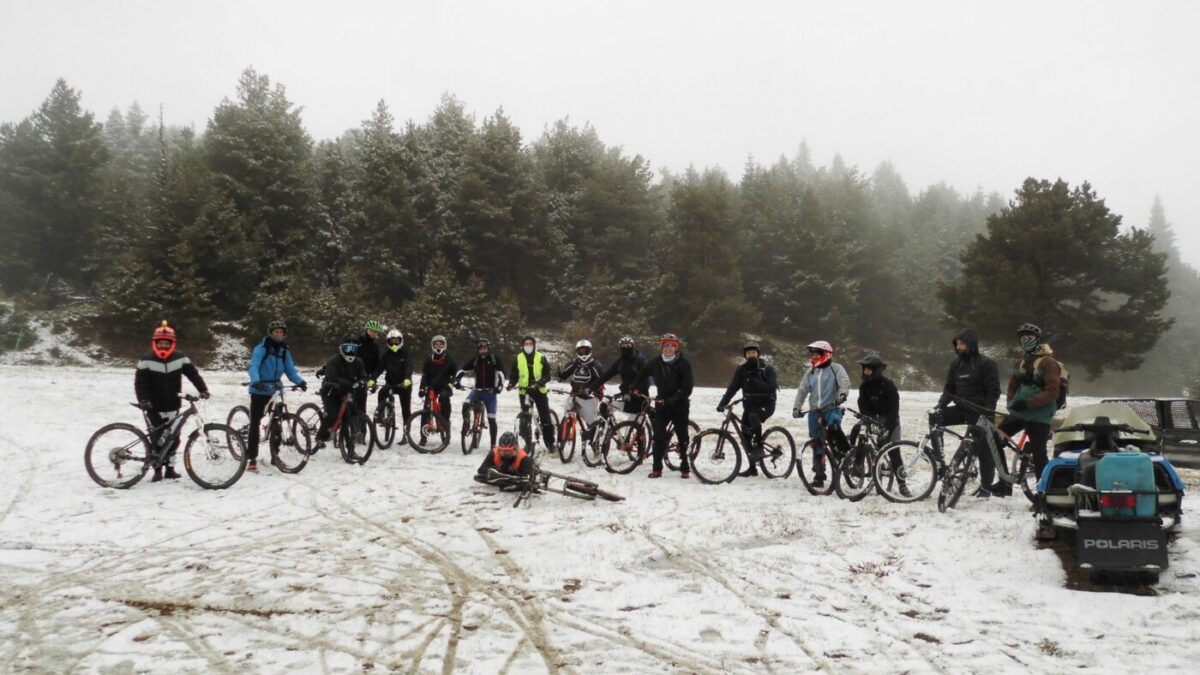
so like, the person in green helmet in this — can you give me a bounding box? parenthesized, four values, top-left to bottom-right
(354, 320, 384, 415)
(990, 323, 1061, 497)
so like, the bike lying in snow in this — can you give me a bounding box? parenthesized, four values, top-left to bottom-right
(1034, 402, 1186, 584)
(479, 462, 625, 508)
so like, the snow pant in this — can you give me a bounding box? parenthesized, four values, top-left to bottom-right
(315, 392, 346, 443)
(808, 408, 849, 474)
(377, 382, 412, 422)
(929, 405, 982, 460)
(741, 399, 775, 454)
(147, 409, 183, 466)
(520, 390, 556, 448)
(463, 390, 499, 447)
(986, 418, 1052, 488)
(246, 393, 272, 461)
(652, 402, 690, 472)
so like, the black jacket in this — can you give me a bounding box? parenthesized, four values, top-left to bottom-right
(600, 350, 651, 394)
(638, 354, 694, 409)
(457, 353, 506, 390)
(354, 333, 382, 378)
(421, 353, 459, 393)
(373, 345, 414, 384)
(936, 329, 1001, 410)
(858, 374, 900, 430)
(718, 359, 778, 409)
(475, 448, 535, 480)
(319, 354, 368, 397)
(135, 351, 208, 412)
(559, 358, 605, 397)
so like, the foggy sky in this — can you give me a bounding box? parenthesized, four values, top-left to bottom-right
(3, 0, 1198, 265)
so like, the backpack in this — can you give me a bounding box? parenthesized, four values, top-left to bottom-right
(1032, 356, 1069, 409)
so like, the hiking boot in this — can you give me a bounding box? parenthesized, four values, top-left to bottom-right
(648, 470, 663, 479)
(739, 466, 759, 478)
(247, 460, 258, 473)
(680, 470, 690, 479)
(898, 482, 912, 499)
(163, 466, 181, 480)
(972, 486, 992, 499)
(151, 466, 163, 482)
(990, 481, 1013, 498)
(812, 474, 826, 489)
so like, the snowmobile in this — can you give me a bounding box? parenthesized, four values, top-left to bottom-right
(1034, 402, 1185, 583)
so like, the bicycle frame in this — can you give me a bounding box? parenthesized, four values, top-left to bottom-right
(141, 396, 210, 465)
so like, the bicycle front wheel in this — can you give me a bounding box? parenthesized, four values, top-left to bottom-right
(604, 421, 647, 475)
(872, 441, 937, 503)
(375, 403, 396, 450)
(759, 426, 796, 479)
(85, 423, 152, 489)
(343, 413, 376, 464)
(834, 443, 874, 502)
(663, 420, 701, 471)
(581, 419, 606, 467)
(938, 447, 975, 512)
(183, 423, 248, 489)
(406, 412, 450, 454)
(557, 417, 577, 464)
(797, 441, 837, 496)
(226, 406, 251, 452)
(271, 413, 310, 474)
(296, 402, 324, 433)
(689, 429, 741, 484)
(1013, 452, 1038, 503)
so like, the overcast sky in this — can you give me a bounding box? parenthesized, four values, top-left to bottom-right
(3, 0, 1198, 264)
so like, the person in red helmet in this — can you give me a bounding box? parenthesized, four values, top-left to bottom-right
(635, 333, 694, 479)
(134, 321, 210, 482)
(791, 340, 851, 489)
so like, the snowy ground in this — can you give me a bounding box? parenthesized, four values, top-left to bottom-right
(1, 366, 1197, 674)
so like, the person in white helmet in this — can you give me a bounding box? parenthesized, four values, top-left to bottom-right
(792, 340, 851, 489)
(372, 329, 414, 433)
(557, 339, 606, 446)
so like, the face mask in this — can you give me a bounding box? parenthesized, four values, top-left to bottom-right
(620, 347, 633, 357)
(1020, 336, 1039, 353)
(661, 352, 677, 363)
(270, 334, 286, 344)
(523, 345, 534, 355)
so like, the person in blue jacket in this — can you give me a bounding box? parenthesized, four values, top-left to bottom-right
(717, 341, 779, 477)
(245, 319, 307, 472)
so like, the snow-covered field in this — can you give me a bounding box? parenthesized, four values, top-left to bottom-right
(1, 365, 1197, 674)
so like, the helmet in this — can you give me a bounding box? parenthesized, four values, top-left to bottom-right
(1017, 323, 1042, 337)
(806, 340, 833, 354)
(386, 329, 403, 352)
(659, 333, 681, 348)
(857, 353, 887, 369)
(477, 338, 492, 351)
(267, 319, 287, 333)
(152, 321, 177, 359)
(365, 320, 383, 333)
(339, 334, 359, 363)
(743, 340, 761, 353)
(575, 339, 593, 362)
(619, 335, 635, 348)
(431, 334, 447, 355)
(497, 431, 519, 455)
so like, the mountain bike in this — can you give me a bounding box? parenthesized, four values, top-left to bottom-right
(484, 462, 624, 508)
(372, 383, 402, 450)
(832, 408, 894, 501)
(328, 383, 376, 465)
(580, 394, 623, 468)
(556, 388, 601, 464)
(85, 394, 247, 490)
(459, 384, 498, 455)
(602, 395, 700, 475)
(937, 396, 1037, 512)
(691, 398, 795, 483)
(513, 391, 559, 455)
(871, 409, 963, 504)
(227, 381, 311, 473)
(796, 408, 847, 496)
(406, 388, 451, 453)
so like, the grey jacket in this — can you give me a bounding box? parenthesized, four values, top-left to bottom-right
(792, 362, 851, 414)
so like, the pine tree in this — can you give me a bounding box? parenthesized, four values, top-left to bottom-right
(353, 100, 418, 303)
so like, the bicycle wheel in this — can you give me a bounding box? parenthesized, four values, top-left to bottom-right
(796, 441, 837, 496)
(1012, 451, 1038, 503)
(557, 416, 577, 463)
(938, 447, 975, 513)
(872, 441, 938, 503)
(183, 423, 248, 489)
(269, 412, 310, 474)
(834, 443, 874, 502)
(85, 423, 152, 489)
(461, 408, 482, 455)
(296, 403, 324, 453)
(758, 426, 796, 479)
(661, 420, 701, 472)
(342, 413, 376, 464)
(226, 406, 251, 449)
(689, 429, 741, 484)
(375, 402, 396, 450)
(406, 412, 450, 454)
(604, 420, 647, 475)
(581, 418, 606, 467)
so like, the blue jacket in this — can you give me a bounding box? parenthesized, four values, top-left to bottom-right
(247, 337, 305, 394)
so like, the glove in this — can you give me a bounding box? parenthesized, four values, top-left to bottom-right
(199, 391, 211, 400)
(506, 383, 515, 391)
(716, 404, 725, 413)
(315, 366, 326, 378)
(792, 409, 803, 419)
(368, 379, 376, 389)
(836, 393, 848, 405)
(299, 381, 308, 392)
(1010, 399, 1029, 412)
(419, 387, 427, 398)
(402, 379, 412, 388)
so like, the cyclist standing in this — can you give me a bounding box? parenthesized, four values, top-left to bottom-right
(557, 339, 605, 446)
(245, 319, 307, 472)
(419, 335, 459, 436)
(791, 340, 851, 489)
(599, 335, 652, 418)
(857, 353, 903, 490)
(717, 341, 778, 478)
(135, 321, 211, 481)
(507, 335, 556, 449)
(933, 329, 1001, 497)
(373, 329, 414, 431)
(314, 334, 369, 448)
(455, 338, 507, 449)
(355, 320, 384, 416)
(992, 323, 1061, 496)
(636, 333, 693, 479)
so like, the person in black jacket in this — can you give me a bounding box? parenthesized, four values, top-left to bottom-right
(314, 334, 369, 447)
(558, 339, 605, 445)
(455, 338, 507, 449)
(134, 321, 210, 481)
(934, 328, 1001, 497)
(635, 333, 693, 479)
(599, 336, 651, 417)
(354, 320, 384, 416)
(420, 334, 459, 435)
(373, 329, 414, 434)
(857, 353, 907, 494)
(717, 341, 778, 477)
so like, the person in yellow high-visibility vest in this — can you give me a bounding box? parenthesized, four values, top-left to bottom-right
(507, 335, 555, 448)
